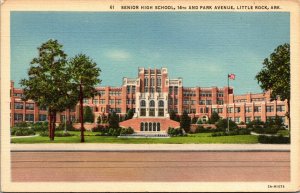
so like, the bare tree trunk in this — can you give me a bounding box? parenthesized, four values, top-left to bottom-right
(80, 83, 85, 142)
(48, 112, 52, 140)
(52, 112, 56, 140)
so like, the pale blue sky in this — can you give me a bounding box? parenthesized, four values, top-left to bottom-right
(11, 12, 290, 94)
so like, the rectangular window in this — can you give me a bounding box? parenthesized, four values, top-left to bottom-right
(190, 109, 196, 114)
(60, 115, 66, 122)
(116, 100, 122, 105)
(109, 100, 114, 105)
(115, 108, 121, 113)
(254, 116, 261, 121)
(234, 117, 240, 123)
(276, 105, 285, 112)
(206, 100, 212, 105)
(254, 106, 261, 112)
(199, 100, 205, 105)
(266, 106, 274, 112)
(169, 87, 173, 93)
(156, 87, 161, 93)
(98, 90, 105, 96)
(234, 107, 241, 113)
(70, 115, 76, 122)
(217, 100, 223, 105)
(83, 98, 89, 104)
(227, 107, 233, 113)
(127, 86, 131, 94)
(183, 100, 189, 105)
(212, 108, 218, 113)
(100, 99, 105, 104)
(14, 113, 23, 121)
(25, 114, 34, 122)
(174, 99, 178, 105)
(14, 102, 24, 109)
(38, 106, 47, 111)
(39, 114, 47, 121)
(25, 103, 34, 110)
(93, 99, 98, 105)
(158, 109, 164, 117)
(168, 100, 173, 105)
(140, 108, 146, 116)
(157, 78, 161, 86)
(174, 87, 178, 95)
(245, 107, 252, 113)
(131, 99, 135, 105)
(246, 117, 251, 123)
(217, 92, 224, 97)
(267, 116, 275, 121)
(149, 108, 155, 116)
(218, 108, 223, 113)
(126, 99, 131, 105)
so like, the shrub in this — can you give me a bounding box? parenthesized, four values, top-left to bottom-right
(258, 135, 290, 144)
(39, 131, 49, 137)
(167, 127, 186, 137)
(11, 127, 35, 136)
(92, 125, 109, 132)
(55, 132, 75, 137)
(120, 127, 134, 135)
(195, 125, 211, 133)
(216, 119, 238, 131)
(57, 122, 76, 131)
(211, 128, 251, 137)
(32, 122, 48, 132)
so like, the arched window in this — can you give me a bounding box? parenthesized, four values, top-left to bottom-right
(158, 100, 164, 107)
(149, 100, 155, 107)
(157, 123, 160, 131)
(140, 100, 146, 107)
(140, 122, 144, 131)
(145, 122, 148, 131)
(153, 122, 157, 131)
(149, 122, 152, 131)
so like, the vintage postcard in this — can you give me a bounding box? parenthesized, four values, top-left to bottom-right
(1, 0, 300, 192)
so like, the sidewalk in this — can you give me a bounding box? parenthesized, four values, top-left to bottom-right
(11, 143, 290, 152)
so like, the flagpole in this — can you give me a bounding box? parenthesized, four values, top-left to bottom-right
(227, 74, 230, 133)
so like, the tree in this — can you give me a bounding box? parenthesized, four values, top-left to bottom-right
(83, 106, 94, 123)
(69, 54, 101, 142)
(180, 111, 191, 133)
(109, 112, 119, 129)
(20, 39, 75, 140)
(255, 43, 290, 128)
(125, 109, 134, 120)
(169, 110, 177, 121)
(209, 112, 220, 124)
(216, 119, 238, 131)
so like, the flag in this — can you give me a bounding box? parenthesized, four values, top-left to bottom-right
(228, 73, 236, 80)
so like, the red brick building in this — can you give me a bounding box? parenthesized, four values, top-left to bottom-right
(10, 67, 288, 132)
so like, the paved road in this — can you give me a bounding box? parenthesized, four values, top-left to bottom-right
(11, 151, 290, 182)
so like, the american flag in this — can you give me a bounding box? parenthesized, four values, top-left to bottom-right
(228, 73, 236, 80)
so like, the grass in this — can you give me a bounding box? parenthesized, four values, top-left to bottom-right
(11, 131, 259, 144)
(277, 129, 290, 137)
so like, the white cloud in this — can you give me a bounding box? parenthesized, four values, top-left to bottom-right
(105, 49, 131, 61)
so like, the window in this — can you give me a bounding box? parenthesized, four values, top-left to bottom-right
(25, 103, 34, 110)
(144, 78, 148, 87)
(266, 106, 274, 112)
(140, 122, 144, 131)
(116, 100, 122, 105)
(227, 107, 233, 113)
(212, 108, 218, 113)
(206, 100, 212, 105)
(14, 113, 23, 121)
(234, 107, 241, 113)
(217, 100, 223, 105)
(145, 122, 148, 131)
(158, 109, 164, 117)
(149, 109, 155, 116)
(174, 87, 178, 95)
(183, 100, 189, 105)
(153, 122, 157, 131)
(126, 99, 131, 105)
(157, 78, 161, 86)
(140, 100, 146, 107)
(131, 99, 135, 104)
(217, 92, 224, 97)
(200, 92, 212, 97)
(199, 100, 205, 105)
(149, 100, 155, 107)
(109, 100, 114, 105)
(60, 115, 66, 122)
(132, 86, 136, 93)
(234, 117, 240, 123)
(190, 109, 196, 113)
(156, 87, 161, 93)
(245, 107, 252, 113)
(276, 105, 285, 112)
(115, 108, 121, 113)
(254, 116, 261, 121)
(39, 114, 47, 121)
(254, 106, 261, 112)
(25, 114, 34, 122)
(127, 86, 131, 94)
(83, 98, 89, 104)
(100, 99, 105, 104)
(149, 123, 152, 131)
(140, 108, 146, 116)
(150, 78, 155, 86)
(174, 99, 178, 105)
(70, 116, 76, 122)
(169, 87, 173, 93)
(98, 90, 105, 96)
(157, 123, 160, 131)
(93, 99, 98, 105)
(150, 87, 155, 93)
(246, 117, 251, 123)
(158, 100, 164, 107)
(14, 102, 24, 109)
(218, 108, 223, 113)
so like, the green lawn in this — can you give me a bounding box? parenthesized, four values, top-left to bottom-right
(11, 131, 259, 144)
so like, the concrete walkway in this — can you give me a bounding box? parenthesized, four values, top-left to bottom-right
(10, 134, 39, 139)
(11, 143, 290, 152)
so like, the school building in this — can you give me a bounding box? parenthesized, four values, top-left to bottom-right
(10, 67, 288, 132)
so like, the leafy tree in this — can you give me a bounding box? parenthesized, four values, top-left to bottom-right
(180, 111, 191, 133)
(69, 54, 101, 142)
(20, 39, 74, 140)
(109, 112, 119, 129)
(208, 112, 220, 124)
(97, 115, 101, 124)
(83, 106, 94, 123)
(169, 110, 177, 121)
(125, 109, 134, 120)
(256, 43, 290, 128)
(191, 117, 198, 124)
(216, 118, 238, 131)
